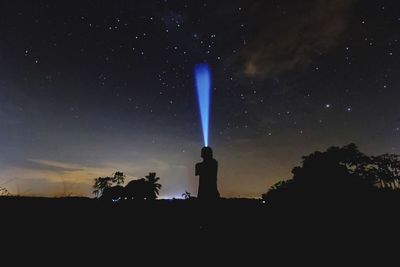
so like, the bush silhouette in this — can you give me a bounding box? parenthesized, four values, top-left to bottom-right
(101, 185, 125, 201)
(125, 173, 162, 200)
(96, 172, 162, 201)
(125, 178, 147, 200)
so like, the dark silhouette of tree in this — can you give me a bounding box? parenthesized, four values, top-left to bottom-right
(261, 180, 293, 202)
(370, 154, 400, 189)
(144, 172, 161, 200)
(113, 171, 125, 185)
(93, 171, 126, 198)
(262, 144, 400, 205)
(125, 178, 147, 200)
(290, 143, 369, 190)
(125, 172, 161, 200)
(93, 177, 111, 197)
(101, 185, 125, 201)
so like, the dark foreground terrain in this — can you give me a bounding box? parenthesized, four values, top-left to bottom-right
(1, 196, 399, 263)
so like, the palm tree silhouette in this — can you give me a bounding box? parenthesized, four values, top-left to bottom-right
(144, 172, 161, 200)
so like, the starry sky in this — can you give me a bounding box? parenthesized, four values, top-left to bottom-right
(0, 0, 400, 198)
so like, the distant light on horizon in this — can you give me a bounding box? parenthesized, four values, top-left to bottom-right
(195, 63, 211, 147)
(160, 193, 185, 199)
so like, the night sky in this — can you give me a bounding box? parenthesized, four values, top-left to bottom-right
(1, 0, 400, 198)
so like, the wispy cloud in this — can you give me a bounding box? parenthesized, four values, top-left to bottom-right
(242, 0, 357, 77)
(27, 159, 85, 172)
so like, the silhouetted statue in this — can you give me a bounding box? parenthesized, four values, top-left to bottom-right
(195, 147, 220, 200)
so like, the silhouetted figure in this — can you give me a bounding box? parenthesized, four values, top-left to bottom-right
(195, 147, 220, 200)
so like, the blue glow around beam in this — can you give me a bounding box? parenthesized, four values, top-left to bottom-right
(195, 64, 211, 147)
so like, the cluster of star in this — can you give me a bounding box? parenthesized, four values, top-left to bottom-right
(11, 0, 400, 143)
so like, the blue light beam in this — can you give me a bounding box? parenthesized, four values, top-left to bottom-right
(195, 64, 211, 147)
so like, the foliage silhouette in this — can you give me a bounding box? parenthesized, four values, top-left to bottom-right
(97, 172, 162, 201)
(370, 154, 400, 189)
(102, 185, 125, 201)
(93, 171, 125, 198)
(125, 178, 147, 200)
(263, 144, 400, 206)
(143, 172, 162, 200)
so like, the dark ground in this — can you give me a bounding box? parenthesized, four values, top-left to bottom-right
(0, 196, 399, 264)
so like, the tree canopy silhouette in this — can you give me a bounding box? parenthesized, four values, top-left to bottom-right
(125, 172, 161, 200)
(93, 171, 125, 198)
(95, 172, 162, 201)
(263, 144, 400, 205)
(101, 185, 125, 201)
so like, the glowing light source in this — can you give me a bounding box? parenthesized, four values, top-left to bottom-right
(195, 64, 211, 146)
